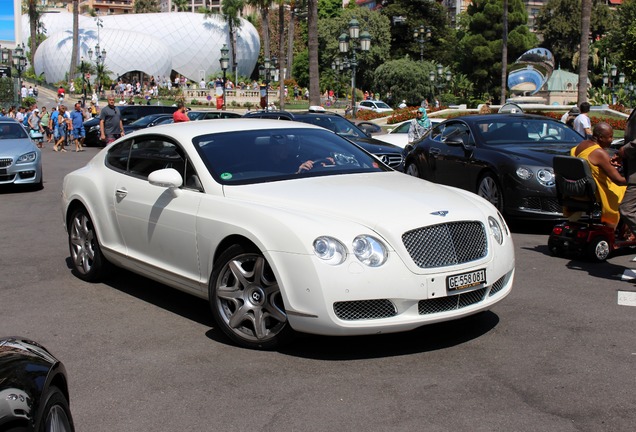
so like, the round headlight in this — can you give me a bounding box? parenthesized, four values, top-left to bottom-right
(488, 216, 503, 245)
(313, 236, 346, 265)
(536, 168, 555, 186)
(352, 235, 387, 267)
(516, 167, 532, 180)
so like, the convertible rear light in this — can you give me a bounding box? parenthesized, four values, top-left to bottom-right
(576, 231, 588, 239)
(552, 226, 563, 235)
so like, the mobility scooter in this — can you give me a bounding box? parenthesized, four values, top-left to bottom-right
(547, 155, 636, 261)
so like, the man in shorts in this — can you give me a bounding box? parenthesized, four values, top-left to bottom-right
(99, 96, 125, 144)
(70, 102, 86, 152)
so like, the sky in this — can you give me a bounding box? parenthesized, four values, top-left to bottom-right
(0, 0, 16, 43)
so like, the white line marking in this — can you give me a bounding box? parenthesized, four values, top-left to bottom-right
(620, 269, 636, 281)
(617, 291, 636, 306)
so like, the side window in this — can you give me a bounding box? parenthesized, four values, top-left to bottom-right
(128, 138, 184, 180)
(105, 140, 132, 172)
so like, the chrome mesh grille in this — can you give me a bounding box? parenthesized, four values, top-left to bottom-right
(418, 288, 487, 315)
(489, 275, 506, 296)
(0, 158, 12, 168)
(333, 299, 397, 321)
(519, 196, 562, 213)
(402, 222, 487, 268)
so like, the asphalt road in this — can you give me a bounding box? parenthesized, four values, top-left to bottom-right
(1, 146, 634, 432)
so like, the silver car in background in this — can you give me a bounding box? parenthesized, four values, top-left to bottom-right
(0, 118, 43, 189)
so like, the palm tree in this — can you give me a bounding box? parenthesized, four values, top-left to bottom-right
(25, 0, 40, 66)
(172, 0, 188, 12)
(307, 0, 319, 105)
(500, 0, 508, 104)
(245, 0, 273, 61)
(221, 0, 245, 79)
(578, 0, 592, 104)
(277, 0, 285, 109)
(69, 0, 79, 86)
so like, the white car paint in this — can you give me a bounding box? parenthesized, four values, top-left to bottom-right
(62, 119, 515, 348)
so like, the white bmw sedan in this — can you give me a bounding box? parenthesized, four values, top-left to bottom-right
(62, 119, 515, 349)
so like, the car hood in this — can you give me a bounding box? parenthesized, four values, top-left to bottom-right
(0, 138, 38, 156)
(343, 136, 403, 153)
(484, 142, 575, 165)
(223, 172, 495, 234)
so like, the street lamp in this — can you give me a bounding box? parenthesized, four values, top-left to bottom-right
(429, 63, 452, 105)
(258, 56, 277, 110)
(88, 44, 107, 98)
(413, 25, 430, 62)
(13, 44, 26, 103)
(219, 44, 229, 109)
(338, 17, 371, 119)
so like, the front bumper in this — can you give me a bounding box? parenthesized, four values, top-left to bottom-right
(0, 157, 42, 185)
(268, 249, 515, 336)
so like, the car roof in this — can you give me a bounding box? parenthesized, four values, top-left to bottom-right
(447, 113, 557, 123)
(127, 118, 327, 141)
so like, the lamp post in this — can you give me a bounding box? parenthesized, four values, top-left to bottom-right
(88, 44, 107, 99)
(338, 17, 371, 119)
(220, 44, 229, 109)
(429, 63, 452, 105)
(258, 56, 277, 110)
(13, 44, 26, 103)
(413, 25, 430, 62)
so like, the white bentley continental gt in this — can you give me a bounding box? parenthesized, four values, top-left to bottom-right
(62, 119, 515, 349)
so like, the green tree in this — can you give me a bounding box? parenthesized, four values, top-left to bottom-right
(373, 58, 438, 106)
(317, 0, 342, 20)
(172, 0, 189, 12)
(536, 0, 614, 72)
(379, 0, 456, 66)
(457, 0, 537, 98)
(246, 0, 273, 60)
(318, 7, 391, 94)
(134, 0, 160, 13)
(608, 0, 636, 83)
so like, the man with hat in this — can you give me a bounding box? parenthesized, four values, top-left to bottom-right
(561, 106, 580, 125)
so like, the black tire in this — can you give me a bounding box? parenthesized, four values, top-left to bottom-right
(587, 236, 611, 262)
(37, 386, 74, 432)
(405, 163, 420, 178)
(548, 240, 564, 257)
(209, 244, 293, 349)
(477, 173, 504, 212)
(68, 207, 109, 281)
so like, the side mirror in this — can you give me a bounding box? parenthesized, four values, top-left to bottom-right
(148, 168, 183, 189)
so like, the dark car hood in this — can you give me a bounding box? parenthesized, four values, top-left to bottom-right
(345, 136, 403, 154)
(486, 142, 575, 165)
(84, 117, 99, 127)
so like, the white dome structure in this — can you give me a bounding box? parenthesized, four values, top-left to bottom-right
(23, 12, 260, 85)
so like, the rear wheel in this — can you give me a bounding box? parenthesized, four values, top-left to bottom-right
(477, 173, 503, 212)
(68, 208, 108, 281)
(588, 236, 611, 262)
(209, 244, 293, 349)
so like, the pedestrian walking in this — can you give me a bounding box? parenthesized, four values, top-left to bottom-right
(70, 103, 86, 152)
(99, 96, 125, 144)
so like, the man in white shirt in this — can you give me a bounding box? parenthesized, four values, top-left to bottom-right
(572, 102, 592, 138)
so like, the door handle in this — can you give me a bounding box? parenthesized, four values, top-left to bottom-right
(115, 187, 128, 198)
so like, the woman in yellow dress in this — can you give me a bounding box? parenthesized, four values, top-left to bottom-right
(570, 122, 627, 227)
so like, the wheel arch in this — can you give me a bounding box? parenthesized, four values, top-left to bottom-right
(212, 235, 259, 269)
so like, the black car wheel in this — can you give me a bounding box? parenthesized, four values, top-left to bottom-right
(68, 208, 108, 281)
(588, 236, 611, 262)
(477, 173, 503, 212)
(38, 386, 74, 432)
(406, 163, 420, 178)
(209, 244, 292, 349)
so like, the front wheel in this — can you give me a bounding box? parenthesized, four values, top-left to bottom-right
(37, 386, 74, 432)
(477, 173, 504, 212)
(209, 244, 292, 349)
(68, 208, 108, 281)
(406, 163, 420, 178)
(588, 236, 611, 262)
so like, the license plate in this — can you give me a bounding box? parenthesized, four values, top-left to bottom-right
(447, 269, 486, 291)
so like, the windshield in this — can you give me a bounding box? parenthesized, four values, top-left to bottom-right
(0, 122, 28, 139)
(475, 118, 582, 145)
(194, 128, 387, 185)
(297, 115, 365, 139)
(375, 102, 391, 109)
